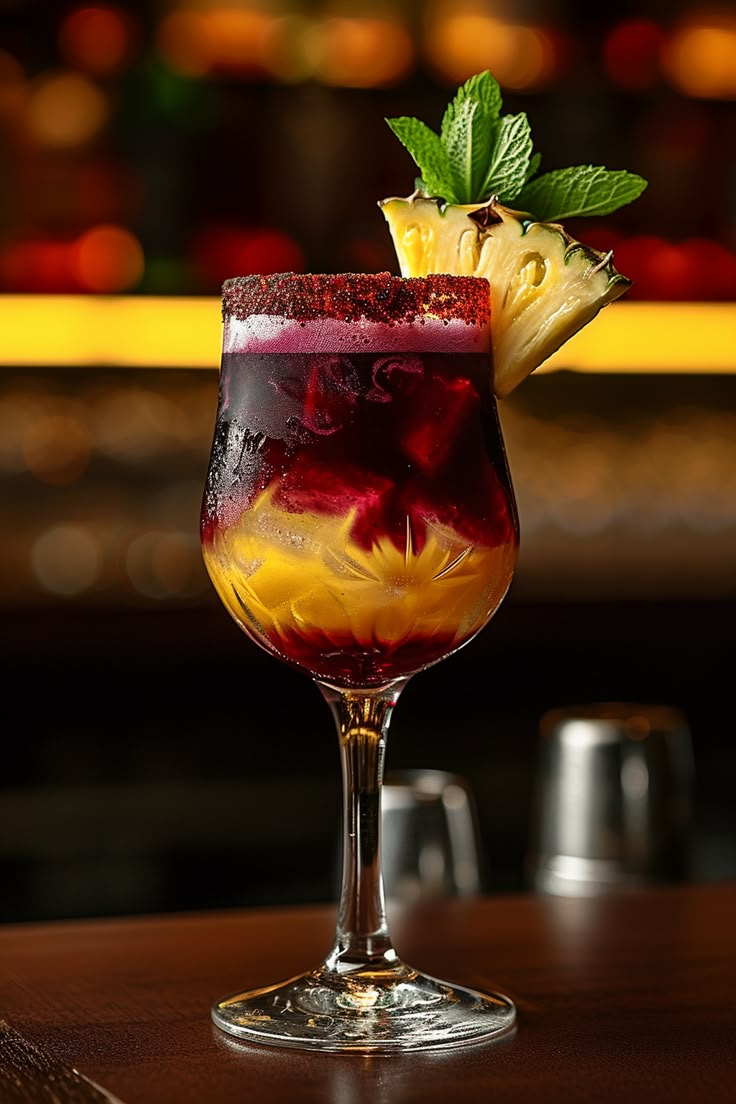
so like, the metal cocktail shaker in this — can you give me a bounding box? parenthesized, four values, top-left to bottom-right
(527, 703, 695, 895)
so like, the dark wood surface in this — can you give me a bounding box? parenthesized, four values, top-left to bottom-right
(1, 883, 735, 1103)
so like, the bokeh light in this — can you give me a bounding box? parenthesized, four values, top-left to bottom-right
(602, 19, 665, 92)
(1, 226, 144, 293)
(198, 5, 274, 77)
(424, 5, 556, 90)
(259, 15, 318, 82)
(155, 7, 412, 87)
(0, 239, 76, 293)
(155, 5, 274, 78)
(677, 239, 736, 301)
(31, 524, 103, 597)
(612, 236, 736, 301)
(73, 224, 145, 293)
(24, 70, 109, 147)
(313, 17, 413, 88)
(126, 530, 203, 600)
(662, 10, 736, 99)
(155, 9, 209, 78)
(191, 225, 304, 288)
(92, 387, 186, 463)
(59, 5, 139, 76)
(23, 412, 92, 485)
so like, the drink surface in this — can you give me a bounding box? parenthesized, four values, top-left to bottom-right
(201, 346, 518, 688)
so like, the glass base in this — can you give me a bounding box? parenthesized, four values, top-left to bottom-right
(211, 960, 516, 1052)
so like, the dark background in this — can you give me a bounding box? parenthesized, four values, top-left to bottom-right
(2, 590, 734, 923)
(1, 1, 734, 922)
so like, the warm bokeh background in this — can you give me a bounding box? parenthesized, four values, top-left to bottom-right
(1, 0, 734, 922)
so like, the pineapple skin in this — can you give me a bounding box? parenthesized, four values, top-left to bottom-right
(380, 195, 631, 397)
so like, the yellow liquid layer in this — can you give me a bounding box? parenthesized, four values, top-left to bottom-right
(203, 487, 517, 659)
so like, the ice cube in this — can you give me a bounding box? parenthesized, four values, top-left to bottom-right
(402, 374, 478, 475)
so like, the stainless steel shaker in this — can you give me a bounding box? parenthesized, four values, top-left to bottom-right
(527, 703, 695, 895)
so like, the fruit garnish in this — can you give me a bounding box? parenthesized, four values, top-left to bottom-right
(380, 71, 647, 397)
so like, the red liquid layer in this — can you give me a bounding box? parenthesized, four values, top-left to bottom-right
(202, 349, 517, 688)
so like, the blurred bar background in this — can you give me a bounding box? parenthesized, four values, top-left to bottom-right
(1, 0, 734, 922)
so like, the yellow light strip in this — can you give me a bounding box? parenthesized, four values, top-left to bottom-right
(0, 295, 733, 372)
(0, 295, 222, 369)
(539, 301, 736, 374)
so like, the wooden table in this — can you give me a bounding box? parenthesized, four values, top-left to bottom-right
(1, 883, 734, 1103)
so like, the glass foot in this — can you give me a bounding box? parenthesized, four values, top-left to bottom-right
(211, 961, 516, 1052)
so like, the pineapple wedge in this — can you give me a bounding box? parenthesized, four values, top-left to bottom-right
(380, 194, 631, 398)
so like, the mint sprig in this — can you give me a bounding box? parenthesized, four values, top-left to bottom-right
(439, 71, 503, 202)
(513, 165, 648, 221)
(477, 112, 533, 204)
(386, 70, 647, 220)
(385, 116, 455, 200)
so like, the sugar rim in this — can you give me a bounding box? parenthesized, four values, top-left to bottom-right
(221, 272, 491, 328)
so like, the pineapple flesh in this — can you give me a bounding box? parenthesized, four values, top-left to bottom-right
(380, 194, 631, 398)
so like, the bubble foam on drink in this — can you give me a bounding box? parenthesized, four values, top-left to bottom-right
(221, 272, 491, 355)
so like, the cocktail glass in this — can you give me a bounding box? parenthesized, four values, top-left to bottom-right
(201, 272, 518, 1051)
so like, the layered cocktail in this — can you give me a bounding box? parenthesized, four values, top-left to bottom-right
(200, 67, 646, 1052)
(201, 272, 520, 1050)
(202, 272, 518, 690)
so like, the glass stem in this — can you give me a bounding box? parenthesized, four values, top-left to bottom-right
(318, 680, 407, 975)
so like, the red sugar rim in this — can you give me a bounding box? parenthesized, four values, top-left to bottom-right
(222, 272, 490, 327)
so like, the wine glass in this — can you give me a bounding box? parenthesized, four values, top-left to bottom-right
(200, 272, 519, 1051)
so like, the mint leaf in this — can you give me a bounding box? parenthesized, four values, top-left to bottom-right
(440, 97, 485, 203)
(440, 71, 503, 203)
(385, 71, 648, 219)
(385, 116, 458, 202)
(525, 151, 542, 182)
(478, 112, 533, 203)
(441, 70, 503, 137)
(514, 166, 649, 220)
